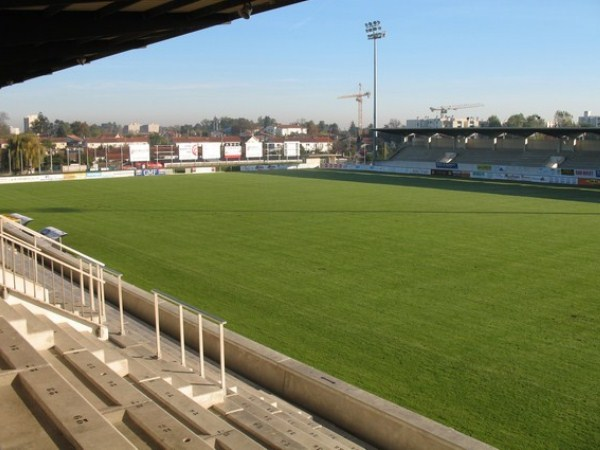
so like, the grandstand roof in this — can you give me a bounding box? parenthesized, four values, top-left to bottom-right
(377, 126, 600, 140)
(0, 0, 306, 89)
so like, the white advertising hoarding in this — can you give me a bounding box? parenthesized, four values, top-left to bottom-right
(202, 143, 221, 160)
(224, 144, 242, 160)
(179, 143, 199, 161)
(245, 141, 263, 158)
(129, 142, 150, 162)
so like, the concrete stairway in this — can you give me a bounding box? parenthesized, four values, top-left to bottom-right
(0, 295, 371, 450)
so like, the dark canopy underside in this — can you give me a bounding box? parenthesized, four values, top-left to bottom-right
(0, 0, 306, 88)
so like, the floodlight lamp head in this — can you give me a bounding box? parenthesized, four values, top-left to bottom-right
(239, 2, 252, 19)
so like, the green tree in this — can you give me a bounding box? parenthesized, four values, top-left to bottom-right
(0, 112, 10, 136)
(70, 121, 90, 138)
(385, 118, 402, 128)
(505, 113, 526, 127)
(30, 112, 52, 136)
(524, 114, 546, 127)
(7, 133, 44, 173)
(148, 132, 169, 146)
(258, 116, 277, 128)
(554, 110, 575, 127)
(53, 120, 71, 137)
(305, 120, 319, 136)
(88, 124, 103, 138)
(486, 115, 502, 127)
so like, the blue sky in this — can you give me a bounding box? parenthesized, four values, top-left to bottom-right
(1, 0, 599, 129)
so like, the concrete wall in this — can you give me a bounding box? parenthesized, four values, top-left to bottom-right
(101, 272, 495, 450)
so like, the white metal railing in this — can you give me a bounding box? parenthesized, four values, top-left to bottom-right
(1, 216, 106, 325)
(104, 267, 125, 335)
(151, 289, 228, 394)
(2, 216, 228, 391)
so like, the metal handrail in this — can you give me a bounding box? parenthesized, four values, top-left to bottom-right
(2, 217, 226, 392)
(151, 289, 227, 393)
(1, 217, 106, 324)
(104, 267, 124, 334)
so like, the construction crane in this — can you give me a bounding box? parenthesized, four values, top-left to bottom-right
(338, 83, 371, 131)
(429, 103, 484, 118)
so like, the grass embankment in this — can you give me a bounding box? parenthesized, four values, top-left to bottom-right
(2, 171, 599, 450)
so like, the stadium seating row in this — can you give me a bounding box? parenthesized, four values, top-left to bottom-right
(0, 291, 370, 449)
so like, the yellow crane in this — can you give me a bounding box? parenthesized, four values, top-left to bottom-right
(429, 103, 483, 118)
(338, 83, 371, 131)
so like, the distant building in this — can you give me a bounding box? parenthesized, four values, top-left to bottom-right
(444, 116, 480, 128)
(140, 123, 160, 134)
(23, 114, 38, 132)
(9, 126, 20, 135)
(265, 124, 307, 136)
(406, 117, 443, 128)
(124, 122, 141, 134)
(406, 116, 480, 128)
(579, 111, 600, 127)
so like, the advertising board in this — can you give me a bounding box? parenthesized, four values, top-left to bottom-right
(178, 143, 199, 161)
(129, 143, 150, 162)
(202, 143, 221, 160)
(224, 144, 242, 160)
(245, 141, 263, 158)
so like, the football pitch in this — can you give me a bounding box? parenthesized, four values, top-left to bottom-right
(2, 170, 599, 449)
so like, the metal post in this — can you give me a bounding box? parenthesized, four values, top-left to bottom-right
(79, 259, 85, 310)
(98, 265, 106, 322)
(373, 36, 378, 161)
(88, 262, 95, 314)
(117, 273, 125, 335)
(198, 314, 205, 378)
(0, 227, 5, 287)
(179, 304, 186, 367)
(365, 21, 386, 163)
(154, 292, 161, 359)
(219, 323, 226, 394)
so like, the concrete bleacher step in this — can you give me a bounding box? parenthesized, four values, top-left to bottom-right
(0, 300, 54, 350)
(123, 343, 225, 407)
(14, 364, 136, 449)
(198, 360, 365, 448)
(134, 377, 265, 449)
(0, 316, 49, 370)
(0, 370, 61, 449)
(208, 371, 364, 449)
(123, 401, 214, 450)
(223, 394, 355, 450)
(212, 404, 310, 450)
(33, 313, 87, 355)
(56, 322, 129, 376)
(230, 384, 365, 449)
(62, 349, 149, 408)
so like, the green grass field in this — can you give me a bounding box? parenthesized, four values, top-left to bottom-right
(2, 170, 599, 449)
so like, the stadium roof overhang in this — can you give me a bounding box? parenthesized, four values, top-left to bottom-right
(0, 0, 306, 89)
(376, 127, 600, 140)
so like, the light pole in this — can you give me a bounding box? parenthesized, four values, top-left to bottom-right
(365, 20, 386, 163)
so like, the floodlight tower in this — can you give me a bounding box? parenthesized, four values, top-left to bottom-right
(365, 20, 386, 162)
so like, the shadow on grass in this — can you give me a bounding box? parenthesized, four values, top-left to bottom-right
(257, 169, 600, 204)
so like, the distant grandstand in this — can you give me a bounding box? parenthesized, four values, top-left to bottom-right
(363, 126, 600, 186)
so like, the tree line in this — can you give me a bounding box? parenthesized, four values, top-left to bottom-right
(1, 110, 585, 143)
